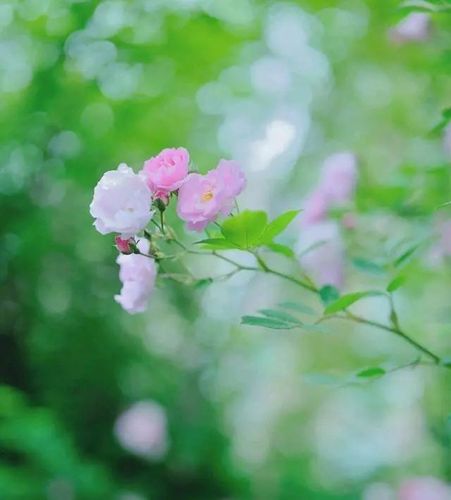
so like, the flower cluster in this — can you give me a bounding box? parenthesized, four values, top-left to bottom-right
(89, 147, 246, 313)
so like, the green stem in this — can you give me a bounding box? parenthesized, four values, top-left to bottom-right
(159, 210, 165, 234)
(156, 233, 445, 368)
(344, 313, 442, 365)
(264, 267, 318, 293)
(254, 252, 270, 272)
(251, 251, 317, 292)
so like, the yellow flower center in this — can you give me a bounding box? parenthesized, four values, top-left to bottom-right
(201, 190, 214, 202)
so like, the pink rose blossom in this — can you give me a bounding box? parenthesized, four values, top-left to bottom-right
(114, 401, 168, 459)
(115, 236, 133, 254)
(141, 147, 189, 198)
(296, 221, 345, 289)
(115, 239, 157, 314)
(90, 163, 153, 238)
(176, 159, 246, 231)
(398, 476, 451, 500)
(215, 159, 247, 198)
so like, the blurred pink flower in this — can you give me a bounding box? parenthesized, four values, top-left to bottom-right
(301, 152, 358, 226)
(342, 213, 357, 230)
(90, 163, 153, 238)
(297, 152, 357, 288)
(141, 147, 189, 198)
(115, 239, 157, 314)
(320, 152, 358, 205)
(302, 190, 329, 226)
(297, 221, 345, 289)
(389, 13, 431, 44)
(444, 124, 451, 160)
(398, 476, 451, 500)
(438, 219, 451, 255)
(427, 218, 451, 266)
(114, 401, 168, 459)
(176, 159, 246, 231)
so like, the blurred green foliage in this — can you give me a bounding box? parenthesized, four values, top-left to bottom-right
(0, 0, 450, 499)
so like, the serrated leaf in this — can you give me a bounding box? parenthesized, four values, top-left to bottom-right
(279, 301, 316, 316)
(241, 315, 296, 330)
(266, 242, 295, 257)
(221, 210, 268, 249)
(259, 210, 300, 244)
(387, 275, 406, 292)
(324, 291, 383, 315)
(259, 309, 302, 325)
(356, 367, 386, 378)
(319, 285, 340, 306)
(196, 238, 240, 250)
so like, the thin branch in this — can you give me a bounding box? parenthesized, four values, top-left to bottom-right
(343, 313, 442, 365)
(155, 233, 446, 368)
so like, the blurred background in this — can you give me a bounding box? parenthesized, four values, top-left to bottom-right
(0, 0, 450, 498)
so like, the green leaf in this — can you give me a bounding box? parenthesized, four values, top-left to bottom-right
(278, 301, 316, 316)
(265, 242, 295, 257)
(194, 278, 213, 288)
(352, 258, 385, 275)
(356, 367, 386, 378)
(319, 285, 340, 306)
(399, 4, 437, 13)
(437, 201, 451, 210)
(221, 210, 268, 249)
(324, 291, 383, 315)
(258, 309, 302, 325)
(196, 238, 240, 250)
(393, 243, 421, 268)
(429, 107, 451, 136)
(241, 315, 296, 330)
(387, 275, 406, 292)
(298, 240, 327, 258)
(259, 210, 300, 244)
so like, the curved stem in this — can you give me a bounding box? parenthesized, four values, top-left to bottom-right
(343, 313, 442, 364)
(263, 266, 318, 293)
(160, 235, 445, 368)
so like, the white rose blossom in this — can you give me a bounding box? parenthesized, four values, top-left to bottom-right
(115, 239, 157, 314)
(89, 163, 153, 237)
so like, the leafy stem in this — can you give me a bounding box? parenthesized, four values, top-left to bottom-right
(139, 225, 446, 368)
(343, 312, 442, 365)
